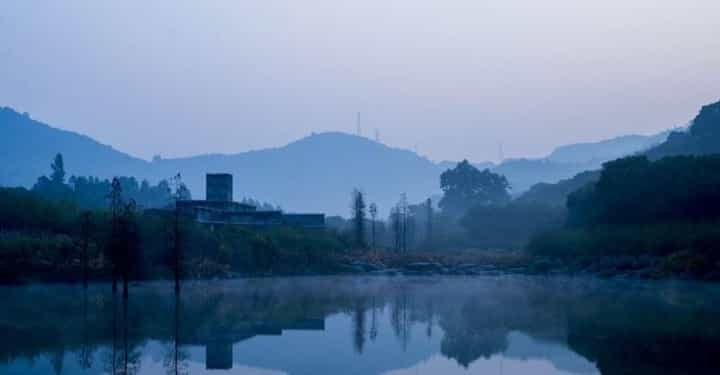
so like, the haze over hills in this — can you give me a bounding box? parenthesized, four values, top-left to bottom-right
(519, 98, 720, 206)
(0, 105, 673, 215)
(0, 107, 148, 187)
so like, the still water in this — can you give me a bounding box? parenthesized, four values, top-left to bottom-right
(1, 276, 720, 375)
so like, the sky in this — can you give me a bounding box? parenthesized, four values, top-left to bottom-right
(1, 0, 720, 162)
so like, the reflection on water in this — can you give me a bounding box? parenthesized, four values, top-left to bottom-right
(1, 276, 720, 374)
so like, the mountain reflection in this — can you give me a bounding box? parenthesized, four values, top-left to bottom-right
(1, 276, 720, 374)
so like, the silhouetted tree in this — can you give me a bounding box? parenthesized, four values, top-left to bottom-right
(170, 174, 189, 293)
(32, 153, 72, 201)
(108, 178, 123, 293)
(351, 189, 367, 249)
(439, 160, 510, 217)
(119, 199, 139, 299)
(390, 206, 402, 253)
(50, 153, 66, 184)
(399, 194, 409, 253)
(369, 203, 378, 250)
(80, 211, 92, 288)
(425, 198, 433, 246)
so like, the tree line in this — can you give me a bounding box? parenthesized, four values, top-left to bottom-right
(0, 154, 350, 289)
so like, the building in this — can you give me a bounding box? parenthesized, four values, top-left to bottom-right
(176, 173, 324, 229)
(206, 173, 233, 202)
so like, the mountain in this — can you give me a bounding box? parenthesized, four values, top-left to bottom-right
(147, 132, 442, 216)
(0, 107, 148, 187)
(487, 130, 669, 193)
(0, 104, 681, 216)
(0, 107, 440, 215)
(516, 170, 600, 207)
(646, 100, 720, 159)
(517, 98, 720, 207)
(546, 132, 670, 164)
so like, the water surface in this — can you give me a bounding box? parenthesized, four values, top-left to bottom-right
(2, 276, 719, 374)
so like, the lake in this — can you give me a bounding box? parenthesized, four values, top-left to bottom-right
(1, 276, 719, 374)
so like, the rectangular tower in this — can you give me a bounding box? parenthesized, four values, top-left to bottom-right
(206, 173, 233, 202)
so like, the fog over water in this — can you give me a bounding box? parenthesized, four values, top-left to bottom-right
(1, 1, 719, 161)
(2, 276, 720, 374)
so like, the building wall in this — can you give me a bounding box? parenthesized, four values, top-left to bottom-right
(206, 173, 233, 202)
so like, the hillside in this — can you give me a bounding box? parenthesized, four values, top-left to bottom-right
(0, 104, 681, 216)
(0, 107, 148, 187)
(486, 130, 668, 193)
(546, 132, 669, 164)
(518, 99, 720, 207)
(149, 132, 442, 216)
(646, 100, 720, 159)
(0, 108, 442, 215)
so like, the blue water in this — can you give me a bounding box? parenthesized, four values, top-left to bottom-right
(1, 276, 719, 374)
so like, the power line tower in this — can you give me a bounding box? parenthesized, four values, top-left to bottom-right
(356, 112, 362, 137)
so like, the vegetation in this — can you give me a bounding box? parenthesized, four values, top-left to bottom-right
(439, 160, 510, 217)
(350, 189, 367, 249)
(0, 155, 351, 285)
(529, 155, 720, 277)
(32, 153, 177, 208)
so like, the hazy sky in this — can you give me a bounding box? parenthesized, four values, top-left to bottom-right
(1, 0, 719, 162)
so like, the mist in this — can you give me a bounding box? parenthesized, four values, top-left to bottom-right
(1, 0, 719, 162)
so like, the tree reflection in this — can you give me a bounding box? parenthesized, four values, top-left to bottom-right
(163, 295, 188, 375)
(3, 278, 720, 375)
(103, 294, 141, 375)
(352, 300, 366, 353)
(76, 289, 93, 370)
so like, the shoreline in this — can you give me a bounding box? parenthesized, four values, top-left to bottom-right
(3, 250, 719, 285)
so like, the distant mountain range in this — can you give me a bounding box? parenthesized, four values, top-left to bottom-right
(518, 99, 720, 206)
(0, 106, 675, 215)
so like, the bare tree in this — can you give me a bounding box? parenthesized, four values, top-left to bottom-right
(425, 198, 433, 247)
(390, 206, 402, 253)
(120, 199, 138, 299)
(351, 189, 367, 249)
(369, 203, 378, 250)
(108, 178, 123, 293)
(399, 193, 409, 253)
(170, 174, 188, 293)
(80, 211, 92, 288)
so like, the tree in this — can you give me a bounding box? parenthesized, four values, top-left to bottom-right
(439, 160, 510, 217)
(351, 189, 367, 249)
(425, 198, 433, 246)
(119, 199, 139, 299)
(80, 211, 92, 288)
(399, 193, 409, 253)
(50, 153, 66, 184)
(32, 154, 72, 201)
(108, 177, 124, 293)
(369, 203, 378, 250)
(390, 206, 402, 253)
(170, 173, 188, 293)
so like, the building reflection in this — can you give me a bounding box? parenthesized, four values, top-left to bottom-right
(188, 318, 326, 370)
(2, 278, 720, 375)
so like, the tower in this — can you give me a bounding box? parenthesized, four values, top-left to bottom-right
(206, 173, 233, 202)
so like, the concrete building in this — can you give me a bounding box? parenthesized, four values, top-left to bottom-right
(206, 173, 233, 202)
(176, 173, 324, 229)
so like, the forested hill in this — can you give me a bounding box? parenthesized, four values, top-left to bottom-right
(0, 107, 441, 215)
(0, 107, 148, 187)
(518, 98, 720, 206)
(148, 132, 442, 216)
(0, 104, 684, 215)
(647, 100, 720, 159)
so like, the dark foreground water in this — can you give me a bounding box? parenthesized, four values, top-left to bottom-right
(1, 276, 720, 375)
